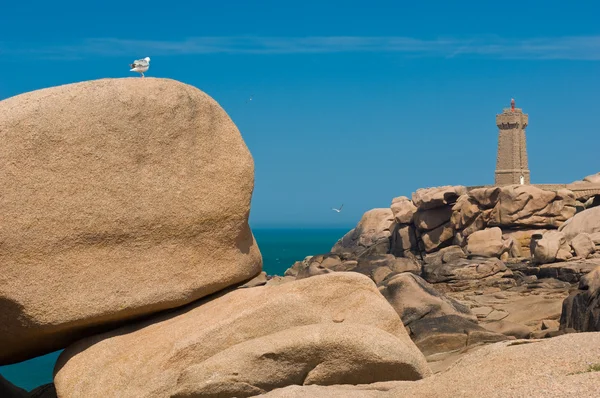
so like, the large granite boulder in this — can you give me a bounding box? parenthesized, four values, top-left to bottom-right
(173, 323, 425, 397)
(559, 206, 600, 240)
(331, 209, 394, 257)
(54, 273, 430, 397)
(570, 233, 595, 258)
(465, 227, 510, 258)
(0, 78, 262, 364)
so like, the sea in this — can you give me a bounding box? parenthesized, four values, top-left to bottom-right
(0, 227, 349, 391)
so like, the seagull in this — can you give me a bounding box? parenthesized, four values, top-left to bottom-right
(129, 57, 151, 78)
(332, 204, 344, 213)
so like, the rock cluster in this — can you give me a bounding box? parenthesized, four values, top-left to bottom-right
(2, 78, 600, 397)
(0, 79, 434, 397)
(284, 179, 600, 373)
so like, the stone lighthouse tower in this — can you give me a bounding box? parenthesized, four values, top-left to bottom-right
(494, 99, 530, 185)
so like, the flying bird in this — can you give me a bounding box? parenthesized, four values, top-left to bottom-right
(246, 95, 254, 104)
(130, 57, 151, 78)
(332, 204, 344, 213)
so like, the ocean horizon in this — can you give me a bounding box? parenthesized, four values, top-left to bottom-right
(0, 226, 350, 391)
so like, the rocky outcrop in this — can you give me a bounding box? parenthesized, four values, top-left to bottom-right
(54, 273, 430, 397)
(488, 186, 577, 228)
(331, 209, 394, 258)
(0, 78, 262, 364)
(261, 333, 600, 398)
(560, 266, 600, 332)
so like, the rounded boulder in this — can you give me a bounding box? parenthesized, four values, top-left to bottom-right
(0, 78, 262, 364)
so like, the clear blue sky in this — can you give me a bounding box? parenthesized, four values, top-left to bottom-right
(1, 1, 599, 228)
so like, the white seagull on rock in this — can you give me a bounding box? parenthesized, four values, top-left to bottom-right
(332, 204, 344, 213)
(130, 57, 151, 78)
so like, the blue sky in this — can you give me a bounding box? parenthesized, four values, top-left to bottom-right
(1, 1, 599, 227)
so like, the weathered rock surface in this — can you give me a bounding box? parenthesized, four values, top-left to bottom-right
(420, 221, 455, 253)
(531, 231, 573, 264)
(560, 266, 600, 332)
(482, 319, 532, 339)
(408, 314, 508, 359)
(54, 273, 430, 397)
(560, 206, 600, 240)
(571, 233, 595, 258)
(172, 323, 427, 397)
(502, 229, 549, 257)
(389, 223, 418, 257)
(262, 333, 600, 398)
(378, 273, 508, 370)
(331, 209, 394, 257)
(422, 258, 511, 285)
(239, 272, 268, 288)
(423, 246, 466, 267)
(489, 185, 577, 228)
(0, 78, 261, 364)
(466, 227, 510, 258)
(413, 206, 453, 231)
(537, 258, 600, 282)
(583, 172, 600, 184)
(412, 186, 466, 210)
(390, 196, 416, 224)
(285, 253, 420, 283)
(379, 273, 475, 325)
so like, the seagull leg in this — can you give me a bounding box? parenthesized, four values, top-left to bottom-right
(141, 72, 145, 78)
